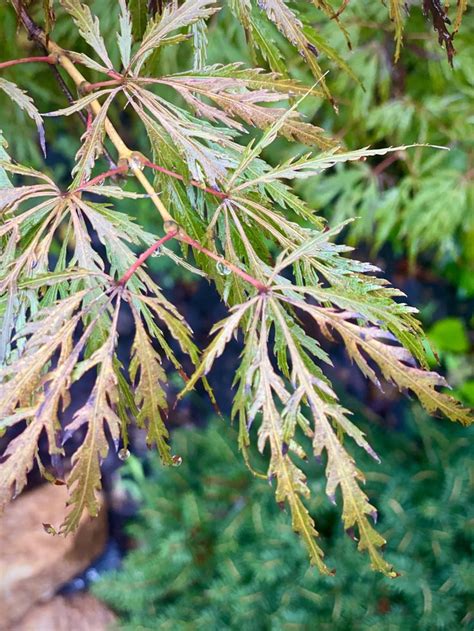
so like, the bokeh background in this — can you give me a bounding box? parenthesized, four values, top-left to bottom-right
(0, 1, 473, 629)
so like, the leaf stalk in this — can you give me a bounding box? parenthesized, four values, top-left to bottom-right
(143, 159, 229, 200)
(0, 55, 57, 70)
(178, 233, 269, 294)
(117, 230, 179, 287)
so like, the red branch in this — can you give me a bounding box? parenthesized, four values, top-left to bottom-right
(179, 233, 268, 293)
(117, 230, 179, 286)
(77, 164, 128, 191)
(0, 55, 57, 70)
(86, 110, 93, 131)
(143, 159, 229, 200)
(372, 151, 400, 177)
(83, 79, 122, 92)
(117, 228, 268, 293)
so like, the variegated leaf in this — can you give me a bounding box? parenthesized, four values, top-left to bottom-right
(0, 79, 46, 156)
(131, 0, 219, 74)
(61, 299, 121, 532)
(117, 0, 133, 69)
(60, 0, 113, 69)
(130, 304, 172, 463)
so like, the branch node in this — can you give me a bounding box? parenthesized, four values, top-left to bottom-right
(77, 80, 91, 96)
(164, 220, 181, 235)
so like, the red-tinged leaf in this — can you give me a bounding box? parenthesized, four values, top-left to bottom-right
(61, 299, 122, 532)
(60, 0, 113, 69)
(130, 304, 172, 463)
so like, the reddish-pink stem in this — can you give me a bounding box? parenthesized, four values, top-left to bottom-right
(117, 230, 179, 286)
(84, 79, 121, 92)
(143, 159, 229, 200)
(117, 228, 267, 293)
(373, 151, 400, 177)
(77, 164, 128, 191)
(0, 55, 57, 70)
(86, 110, 93, 131)
(179, 233, 268, 293)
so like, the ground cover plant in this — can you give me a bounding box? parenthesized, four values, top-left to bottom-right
(94, 416, 473, 630)
(0, 0, 472, 577)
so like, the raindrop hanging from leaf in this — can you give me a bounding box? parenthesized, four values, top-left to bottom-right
(118, 448, 131, 461)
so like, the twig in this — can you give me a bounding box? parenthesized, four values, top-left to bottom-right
(49, 64, 87, 126)
(143, 159, 229, 200)
(83, 79, 122, 92)
(0, 55, 56, 70)
(117, 230, 179, 286)
(8, 2, 117, 168)
(11, 0, 171, 221)
(76, 164, 128, 190)
(118, 229, 268, 294)
(372, 151, 400, 177)
(179, 233, 268, 293)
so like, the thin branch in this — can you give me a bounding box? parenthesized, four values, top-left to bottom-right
(117, 230, 179, 286)
(8, 2, 117, 169)
(143, 159, 229, 200)
(10, 0, 251, 283)
(0, 55, 57, 70)
(332, 0, 351, 19)
(84, 79, 122, 92)
(117, 228, 268, 293)
(76, 164, 128, 190)
(50, 64, 87, 124)
(52, 71, 117, 168)
(179, 232, 268, 293)
(373, 151, 401, 177)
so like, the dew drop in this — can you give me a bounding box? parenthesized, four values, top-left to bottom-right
(128, 151, 145, 172)
(152, 246, 163, 257)
(118, 448, 130, 461)
(216, 261, 231, 276)
(171, 454, 183, 467)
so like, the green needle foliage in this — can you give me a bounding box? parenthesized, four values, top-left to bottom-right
(0, 0, 471, 575)
(94, 416, 473, 630)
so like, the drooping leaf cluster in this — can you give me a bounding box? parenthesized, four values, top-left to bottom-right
(0, 0, 471, 575)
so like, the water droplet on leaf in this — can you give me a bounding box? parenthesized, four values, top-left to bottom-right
(118, 448, 130, 461)
(216, 261, 231, 276)
(152, 246, 163, 257)
(171, 454, 183, 467)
